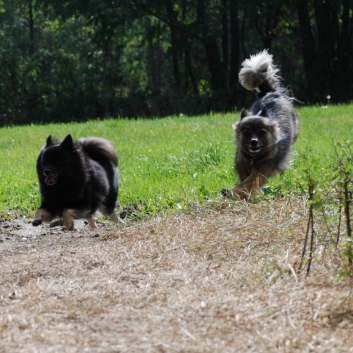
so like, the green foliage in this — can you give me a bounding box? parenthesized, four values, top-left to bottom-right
(0, 0, 352, 124)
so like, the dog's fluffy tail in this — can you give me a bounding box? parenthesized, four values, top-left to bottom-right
(80, 137, 118, 166)
(239, 50, 281, 95)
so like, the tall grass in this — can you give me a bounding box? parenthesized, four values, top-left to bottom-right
(0, 104, 352, 216)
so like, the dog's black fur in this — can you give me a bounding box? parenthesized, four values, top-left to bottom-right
(32, 134, 119, 229)
(222, 50, 299, 198)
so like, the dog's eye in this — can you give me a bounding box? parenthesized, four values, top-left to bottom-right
(242, 131, 251, 137)
(259, 129, 268, 136)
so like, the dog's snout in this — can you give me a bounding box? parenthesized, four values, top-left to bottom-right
(44, 169, 52, 176)
(250, 138, 258, 147)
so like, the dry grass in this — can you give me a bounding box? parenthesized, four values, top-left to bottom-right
(1, 197, 353, 352)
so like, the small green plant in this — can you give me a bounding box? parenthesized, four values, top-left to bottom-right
(332, 141, 353, 274)
(298, 166, 322, 276)
(298, 140, 353, 278)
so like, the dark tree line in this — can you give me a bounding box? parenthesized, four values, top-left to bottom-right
(0, 0, 352, 126)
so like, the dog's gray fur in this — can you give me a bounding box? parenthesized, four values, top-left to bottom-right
(223, 50, 299, 198)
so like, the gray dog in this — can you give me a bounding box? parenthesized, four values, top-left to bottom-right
(223, 50, 299, 198)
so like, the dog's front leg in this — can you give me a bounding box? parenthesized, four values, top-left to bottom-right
(86, 215, 97, 229)
(222, 162, 274, 199)
(32, 208, 54, 226)
(108, 212, 118, 222)
(227, 171, 268, 199)
(62, 209, 75, 230)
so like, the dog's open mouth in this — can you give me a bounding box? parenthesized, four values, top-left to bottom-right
(44, 173, 58, 186)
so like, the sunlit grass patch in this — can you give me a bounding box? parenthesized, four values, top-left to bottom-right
(0, 103, 352, 216)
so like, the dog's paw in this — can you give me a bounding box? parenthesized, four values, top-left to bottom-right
(64, 222, 74, 231)
(50, 219, 64, 227)
(221, 187, 249, 200)
(32, 219, 43, 227)
(221, 188, 233, 198)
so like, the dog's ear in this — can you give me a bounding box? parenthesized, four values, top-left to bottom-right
(46, 135, 53, 146)
(232, 122, 240, 134)
(61, 134, 73, 151)
(240, 109, 248, 119)
(256, 106, 267, 117)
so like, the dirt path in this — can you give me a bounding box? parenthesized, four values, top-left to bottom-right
(1, 199, 353, 352)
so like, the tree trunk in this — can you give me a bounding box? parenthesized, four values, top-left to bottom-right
(336, 0, 352, 100)
(221, 0, 228, 80)
(203, 39, 226, 91)
(296, 0, 323, 101)
(28, 0, 34, 56)
(165, 0, 181, 92)
(196, 0, 226, 91)
(314, 0, 338, 95)
(229, 0, 240, 89)
(184, 49, 199, 95)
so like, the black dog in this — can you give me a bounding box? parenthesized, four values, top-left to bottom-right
(222, 50, 299, 198)
(32, 134, 119, 229)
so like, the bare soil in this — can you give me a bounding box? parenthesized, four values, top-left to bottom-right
(1, 198, 353, 353)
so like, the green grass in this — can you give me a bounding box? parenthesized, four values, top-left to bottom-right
(0, 104, 352, 217)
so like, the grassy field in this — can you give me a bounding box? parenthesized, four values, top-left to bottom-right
(1, 104, 353, 352)
(0, 104, 352, 217)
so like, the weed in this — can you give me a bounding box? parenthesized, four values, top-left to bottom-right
(299, 140, 353, 277)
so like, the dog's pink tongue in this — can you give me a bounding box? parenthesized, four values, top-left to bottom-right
(44, 174, 56, 185)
